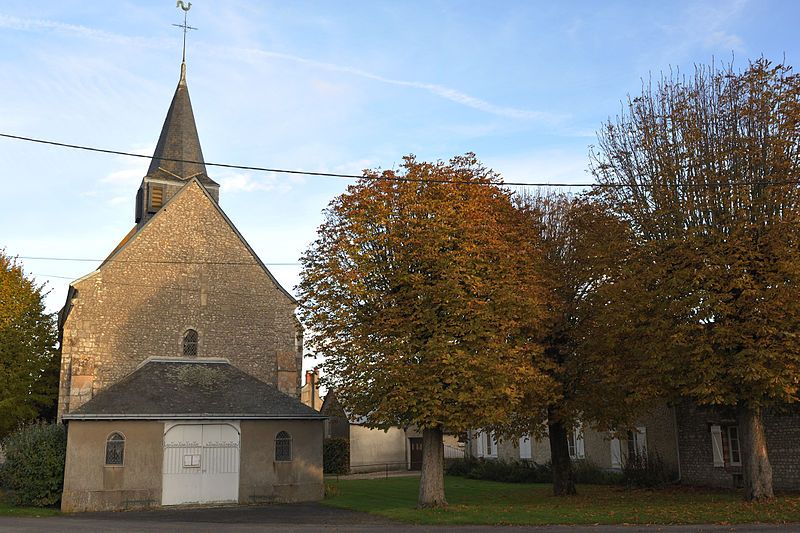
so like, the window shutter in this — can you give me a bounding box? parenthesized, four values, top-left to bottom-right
(710, 425, 724, 467)
(637, 426, 647, 455)
(519, 435, 532, 460)
(476, 431, 485, 457)
(610, 437, 622, 468)
(576, 421, 585, 459)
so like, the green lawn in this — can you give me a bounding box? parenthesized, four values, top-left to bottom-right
(0, 502, 59, 517)
(322, 475, 800, 525)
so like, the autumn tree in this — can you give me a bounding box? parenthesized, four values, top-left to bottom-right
(0, 252, 59, 439)
(591, 59, 800, 500)
(509, 191, 641, 496)
(298, 154, 556, 508)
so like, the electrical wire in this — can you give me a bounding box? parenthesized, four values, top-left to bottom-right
(11, 132, 798, 189)
(16, 256, 300, 265)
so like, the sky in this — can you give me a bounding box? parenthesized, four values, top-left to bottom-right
(1, 0, 799, 370)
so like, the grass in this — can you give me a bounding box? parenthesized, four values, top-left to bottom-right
(322, 475, 800, 525)
(0, 502, 59, 517)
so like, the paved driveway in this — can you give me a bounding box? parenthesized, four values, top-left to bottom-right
(0, 503, 796, 532)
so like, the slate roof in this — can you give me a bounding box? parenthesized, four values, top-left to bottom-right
(63, 359, 325, 420)
(146, 62, 218, 187)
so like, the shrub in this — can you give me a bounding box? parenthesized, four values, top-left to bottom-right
(445, 456, 479, 477)
(323, 437, 350, 474)
(621, 451, 673, 488)
(447, 457, 626, 486)
(573, 459, 623, 485)
(0, 422, 66, 506)
(447, 458, 552, 483)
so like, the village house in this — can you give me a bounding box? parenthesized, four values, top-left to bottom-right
(320, 390, 463, 473)
(300, 368, 322, 411)
(674, 403, 800, 490)
(469, 402, 800, 490)
(57, 59, 324, 512)
(469, 403, 679, 476)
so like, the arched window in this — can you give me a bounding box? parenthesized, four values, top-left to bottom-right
(275, 431, 292, 461)
(183, 329, 198, 356)
(105, 432, 125, 466)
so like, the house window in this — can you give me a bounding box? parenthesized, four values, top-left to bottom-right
(475, 430, 497, 458)
(150, 186, 164, 210)
(727, 426, 742, 466)
(105, 433, 125, 466)
(568, 427, 585, 459)
(183, 329, 198, 356)
(627, 427, 647, 458)
(275, 431, 292, 461)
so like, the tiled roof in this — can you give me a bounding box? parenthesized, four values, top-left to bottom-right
(63, 359, 325, 420)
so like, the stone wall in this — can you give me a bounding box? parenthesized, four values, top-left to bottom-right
(58, 181, 301, 419)
(676, 403, 800, 490)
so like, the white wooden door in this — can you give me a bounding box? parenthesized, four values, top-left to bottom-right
(162, 423, 240, 505)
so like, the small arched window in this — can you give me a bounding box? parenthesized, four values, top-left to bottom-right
(275, 431, 292, 461)
(105, 433, 125, 466)
(183, 329, 198, 356)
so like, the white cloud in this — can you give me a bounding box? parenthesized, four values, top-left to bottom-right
(704, 30, 744, 51)
(0, 14, 168, 49)
(101, 167, 146, 187)
(107, 195, 128, 206)
(0, 11, 562, 124)
(234, 46, 560, 122)
(218, 172, 291, 193)
(655, 0, 748, 62)
(484, 147, 592, 189)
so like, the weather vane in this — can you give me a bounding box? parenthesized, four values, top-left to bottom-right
(173, 1, 196, 63)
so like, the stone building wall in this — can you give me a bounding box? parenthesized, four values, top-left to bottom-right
(676, 403, 800, 490)
(58, 181, 301, 418)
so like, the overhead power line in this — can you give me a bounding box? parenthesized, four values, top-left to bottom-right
(16, 255, 300, 266)
(0, 132, 599, 188)
(3, 132, 799, 189)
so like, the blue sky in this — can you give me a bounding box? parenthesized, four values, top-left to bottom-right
(2, 0, 799, 324)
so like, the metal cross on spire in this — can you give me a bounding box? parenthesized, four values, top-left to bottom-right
(173, 1, 197, 63)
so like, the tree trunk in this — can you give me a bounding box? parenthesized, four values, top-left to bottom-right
(737, 403, 774, 501)
(548, 416, 577, 496)
(418, 427, 447, 508)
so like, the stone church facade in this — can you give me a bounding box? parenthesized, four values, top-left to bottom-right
(57, 61, 323, 512)
(57, 181, 303, 417)
(57, 63, 302, 419)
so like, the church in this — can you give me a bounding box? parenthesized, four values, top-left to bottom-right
(57, 58, 324, 512)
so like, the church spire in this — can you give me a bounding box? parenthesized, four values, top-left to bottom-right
(134, 4, 219, 226)
(145, 62, 208, 182)
(146, 0, 206, 182)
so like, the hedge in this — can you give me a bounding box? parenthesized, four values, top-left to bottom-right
(0, 421, 66, 506)
(323, 437, 350, 475)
